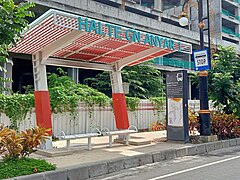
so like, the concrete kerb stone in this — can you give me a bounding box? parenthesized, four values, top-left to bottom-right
(163, 149, 176, 160)
(15, 173, 45, 180)
(44, 169, 68, 180)
(138, 154, 153, 166)
(152, 151, 165, 162)
(205, 142, 216, 153)
(123, 156, 140, 169)
(214, 141, 223, 150)
(88, 162, 108, 178)
(67, 165, 89, 180)
(222, 140, 230, 148)
(229, 138, 237, 147)
(195, 144, 206, 154)
(236, 138, 240, 145)
(175, 147, 187, 157)
(187, 146, 198, 156)
(107, 158, 125, 173)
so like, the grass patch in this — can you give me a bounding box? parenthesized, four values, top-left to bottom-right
(0, 158, 56, 179)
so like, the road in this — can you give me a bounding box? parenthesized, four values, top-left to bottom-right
(94, 146, 240, 180)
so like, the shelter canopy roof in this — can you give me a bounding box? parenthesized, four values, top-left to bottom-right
(9, 9, 192, 69)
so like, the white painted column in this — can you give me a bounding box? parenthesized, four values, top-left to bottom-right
(32, 51, 53, 149)
(32, 52, 48, 91)
(110, 70, 124, 94)
(154, 0, 162, 11)
(110, 65, 129, 131)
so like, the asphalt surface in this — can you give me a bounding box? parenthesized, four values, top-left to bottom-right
(94, 146, 240, 180)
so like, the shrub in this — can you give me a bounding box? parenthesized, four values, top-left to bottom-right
(0, 158, 56, 179)
(0, 128, 23, 159)
(150, 120, 166, 131)
(20, 126, 50, 157)
(187, 110, 240, 139)
(149, 97, 165, 120)
(0, 94, 35, 131)
(211, 112, 240, 139)
(0, 126, 49, 160)
(126, 97, 140, 111)
(188, 108, 200, 135)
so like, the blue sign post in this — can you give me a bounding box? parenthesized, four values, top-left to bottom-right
(193, 49, 210, 71)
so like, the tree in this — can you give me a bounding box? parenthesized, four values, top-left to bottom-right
(208, 45, 240, 116)
(0, 0, 34, 92)
(84, 62, 165, 99)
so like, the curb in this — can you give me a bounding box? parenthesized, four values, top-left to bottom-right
(12, 138, 240, 180)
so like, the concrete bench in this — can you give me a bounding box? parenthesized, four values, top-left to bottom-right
(57, 128, 101, 150)
(102, 125, 138, 147)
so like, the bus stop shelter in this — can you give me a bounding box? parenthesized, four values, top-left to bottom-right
(9, 9, 192, 148)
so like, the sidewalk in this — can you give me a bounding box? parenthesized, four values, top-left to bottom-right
(22, 131, 240, 180)
(33, 131, 190, 168)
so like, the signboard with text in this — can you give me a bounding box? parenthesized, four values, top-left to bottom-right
(193, 49, 210, 71)
(166, 70, 189, 142)
(78, 16, 182, 52)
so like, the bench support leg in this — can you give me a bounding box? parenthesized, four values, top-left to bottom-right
(109, 135, 112, 147)
(88, 137, 92, 150)
(126, 134, 130, 146)
(66, 140, 70, 150)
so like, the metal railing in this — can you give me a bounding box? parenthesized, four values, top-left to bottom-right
(233, 0, 240, 4)
(163, 1, 181, 11)
(222, 9, 240, 21)
(222, 26, 240, 38)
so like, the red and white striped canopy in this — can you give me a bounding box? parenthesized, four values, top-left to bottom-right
(9, 9, 192, 68)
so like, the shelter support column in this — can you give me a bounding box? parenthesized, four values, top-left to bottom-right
(110, 69, 129, 129)
(32, 52, 52, 149)
(154, 0, 162, 12)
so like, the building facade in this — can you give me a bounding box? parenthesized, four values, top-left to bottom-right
(2, 0, 240, 97)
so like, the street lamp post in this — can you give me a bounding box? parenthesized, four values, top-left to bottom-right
(179, 0, 211, 136)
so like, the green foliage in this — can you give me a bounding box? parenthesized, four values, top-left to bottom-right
(211, 112, 240, 139)
(84, 62, 165, 99)
(0, 158, 56, 179)
(0, 126, 49, 160)
(0, 0, 34, 93)
(209, 45, 240, 115)
(122, 63, 165, 98)
(48, 69, 110, 117)
(190, 45, 240, 116)
(84, 71, 112, 97)
(149, 97, 165, 119)
(0, 94, 34, 130)
(20, 126, 50, 158)
(0, 69, 110, 128)
(126, 97, 140, 111)
(187, 109, 240, 139)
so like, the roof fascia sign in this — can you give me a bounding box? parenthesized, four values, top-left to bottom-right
(78, 17, 182, 52)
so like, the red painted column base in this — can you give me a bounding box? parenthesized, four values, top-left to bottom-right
(34, 91, 52, 135)
(112, 93, 129, 129)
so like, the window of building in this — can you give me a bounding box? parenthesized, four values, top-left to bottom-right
(132, 0, 154, 8)
(163, 0, 181, 10)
